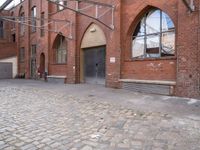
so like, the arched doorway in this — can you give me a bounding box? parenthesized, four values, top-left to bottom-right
(39, 53, 45, 78)
(80, 24, 106, 85)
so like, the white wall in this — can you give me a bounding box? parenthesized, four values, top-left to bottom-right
(81, 24, 106, 48)
(0, 56, 18, 78)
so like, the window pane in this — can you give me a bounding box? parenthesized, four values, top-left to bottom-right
(31, 45, 36, 57)
(162, 12, 175, 31)
(62, 49, 66, 63)
(33, 7, 36, 17)
(161, 31, 175, 56)
(56, 49, 66, 63)
(40, 12, 45, 36)
(132, 36, 145, 58)
(146, 10, 161, 34)
(133, 18, 145, 37)
(57, 50, 62, 63)
(59, 41, 65, 49)
(20, 13, 25, 36)
(132, 9, 175, 59)
(31, 7, 37, 32)
(146, 34, 160, 58)
(56, 35, 67, 63)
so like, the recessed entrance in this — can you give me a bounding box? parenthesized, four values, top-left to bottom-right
(80, 23, 107, 85)
(39, 53, 45, 78)
(84, 46, 106, 85)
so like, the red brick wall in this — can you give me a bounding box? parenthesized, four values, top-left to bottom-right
(75, 0, 121, 88)
(0, 11, 17, 60)
(122, 59, 176, 81)
(175, 0, 200, 98)
(120, 0, 200, 98)
(49, 2, 75, 81)
(0, 42, 17, 59)
(49, 64, 67, 76)
(9, 0, 49, 77)
(121, 0, 177, 81)
(4, 0, 200, 98)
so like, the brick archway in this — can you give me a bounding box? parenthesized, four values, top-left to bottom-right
(80, 23, 107, 84)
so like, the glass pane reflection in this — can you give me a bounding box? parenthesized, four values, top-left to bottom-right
(146, 34, 160, 58)
(132, 36, 145, 58)
(161, 31, 175, 56)
(132, 9, 175, 58)
(146, 10, 161, 34)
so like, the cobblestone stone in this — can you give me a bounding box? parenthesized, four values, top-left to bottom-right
(81, 145, 93, 150)
(0, 80, 200, 150)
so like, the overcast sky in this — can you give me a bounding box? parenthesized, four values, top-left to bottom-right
(0, 0, 6, 6)
(0, 0, 21, 10)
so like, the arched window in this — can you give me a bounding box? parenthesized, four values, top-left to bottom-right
(31, 6, 37, 32)
(55, 35, 67, 64)
(132, 9, 175, 58)
(19, 12, 25, 36)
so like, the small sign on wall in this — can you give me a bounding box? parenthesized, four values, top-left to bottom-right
(110, 57, 116, 63)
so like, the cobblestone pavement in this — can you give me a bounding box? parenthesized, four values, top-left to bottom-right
(0, 80, 200, 150)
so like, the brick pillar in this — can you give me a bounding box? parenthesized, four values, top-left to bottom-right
(176, 0, 199, 98)
(66, 4, 77, 84)
(106, 0, 122, 88)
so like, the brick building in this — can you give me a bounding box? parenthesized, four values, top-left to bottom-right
(1, 0, 200, 98)
(0, 10, 17, 78)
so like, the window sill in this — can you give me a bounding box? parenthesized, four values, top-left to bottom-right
(47, 75, 66, 79)
(125, 56, 177, 62)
